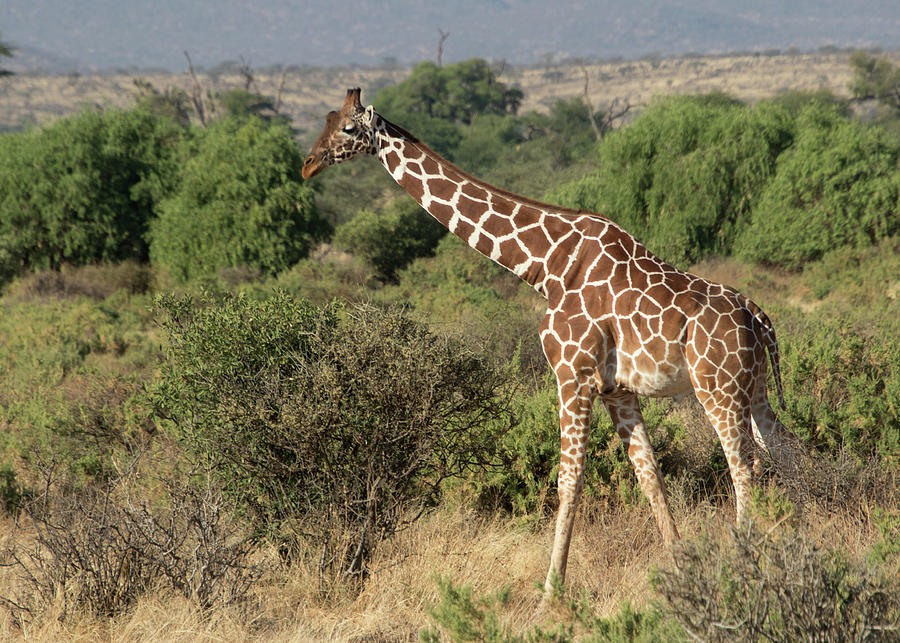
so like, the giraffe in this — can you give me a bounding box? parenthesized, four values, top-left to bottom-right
(302, 88, 799, 592)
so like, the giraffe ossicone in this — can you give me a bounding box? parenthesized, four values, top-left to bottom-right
(304, 87, 801, 592)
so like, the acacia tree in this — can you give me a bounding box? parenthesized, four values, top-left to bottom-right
(375, 58, 523, 125)
(149, 116, 327, 282)
(849, 50, 900, 112)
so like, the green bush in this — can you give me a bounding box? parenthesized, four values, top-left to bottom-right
(150, 117, 328, 282)
(735, 104, 900, 269)
(375, 59, 522, 127)
(387, 235, 547, 380)
(372, 59, 523, 162)
(153, 292, 513, 581)
(0, 107, 185, 285)
(452, 114, 524, 175)
(333, 198, 445, 281)
(549, 95, 795, 266)
(519, 97, 603, 168)
(779, 314, 900, 457)
(849, 50, 900, 113)
(422, 576, 682, 642)
(0, 273, 158, 481)
(474, 377, 683, 515)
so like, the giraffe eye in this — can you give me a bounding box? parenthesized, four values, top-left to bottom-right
(343, 124, 356, 134)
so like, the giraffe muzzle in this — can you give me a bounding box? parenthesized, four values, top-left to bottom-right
(302, 154, 322, 180)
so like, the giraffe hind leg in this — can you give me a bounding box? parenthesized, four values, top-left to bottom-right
(750, 387, 801, 477)
(603, 391, 679, 544)
(696, 390, 756, 521)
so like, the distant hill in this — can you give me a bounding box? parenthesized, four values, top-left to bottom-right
(2, 0, 899, 73)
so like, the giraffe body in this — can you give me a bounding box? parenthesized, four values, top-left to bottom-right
(303, 89, 798, 592)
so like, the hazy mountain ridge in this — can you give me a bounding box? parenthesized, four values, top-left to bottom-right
(2, 0, 899, 73)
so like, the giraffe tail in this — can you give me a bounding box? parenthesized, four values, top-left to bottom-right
(746, 299, 786, 410)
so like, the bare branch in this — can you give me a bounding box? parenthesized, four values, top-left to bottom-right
(579, 63, 602, 141)
(274, 69, 287, 114)
(436, 28, 450, 66)
(598, 97, 634, 135)
(238, 56, 257, 93)
(184, 50, 207, 127)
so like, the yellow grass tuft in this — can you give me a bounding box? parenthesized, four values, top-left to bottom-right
(1, 477, 897, 641)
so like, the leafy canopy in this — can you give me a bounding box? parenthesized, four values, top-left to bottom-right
(0, 107, 186, 285)
(849, 50, 900, 112)
(149, 116, 328, 282)
(548, 94, 795, 266)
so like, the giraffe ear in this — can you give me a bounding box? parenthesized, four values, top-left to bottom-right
(364, 105, 375, 125)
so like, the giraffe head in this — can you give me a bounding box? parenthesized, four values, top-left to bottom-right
(302, 88, 378, 179)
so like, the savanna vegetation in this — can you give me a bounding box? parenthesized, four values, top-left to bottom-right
(0, 53, 899, 640)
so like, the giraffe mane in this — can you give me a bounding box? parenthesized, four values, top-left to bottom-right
(378, 115, 613, 225)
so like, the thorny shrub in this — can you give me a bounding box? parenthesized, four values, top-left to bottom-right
(0, 458, 261, 623)
(652, 521, 900, 642)
(153, 292, 514, 590)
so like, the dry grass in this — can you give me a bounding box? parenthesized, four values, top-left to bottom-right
(0, 462, 896, 642)
(4, 51, 899, 137)
(0, 500, 668, 641)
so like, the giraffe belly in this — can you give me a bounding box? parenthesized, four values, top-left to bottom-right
(614, 353, 693, 398)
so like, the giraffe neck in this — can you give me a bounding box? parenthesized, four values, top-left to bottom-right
(373, 115, 559, 292)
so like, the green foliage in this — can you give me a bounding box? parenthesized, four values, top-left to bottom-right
(309, 153, 402, 228)
(549, 95, 795, 266)
(422, 576, 682, 642)
(550, 93, 900, 270)
(388, 235, 547, 381)
(0, 266, 158, 482)
(372, 59, 523, 162)
(475, 377, 682, 515)
(778, 313, 900, 457)
(153, 292, 513, 579)
(735, 104, 900, 269)
(422, 576, 514, 642)
(453, 114, 524, 175)
(802, 238, 900, 303)
(150, 117, 328, 282)
(768, 88, 851, 117)
(521, 97, 601, 167)
(849, 50, 900, 112)
(333, 198, 446, 281)
(869, 508, 900, 567)
(376, 59, 522, 127)
(132, 78, 192, 126)
(218, 88, 290, 128)
(476, 382, 616, 514)
(0, 107, 186, 285)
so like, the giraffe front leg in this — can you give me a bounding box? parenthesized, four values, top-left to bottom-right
(603, 391, 679, 544)
(544, 370, 594, 594)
